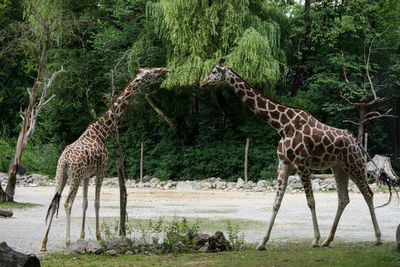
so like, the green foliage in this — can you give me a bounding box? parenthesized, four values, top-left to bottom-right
(226, 221, 245, 251)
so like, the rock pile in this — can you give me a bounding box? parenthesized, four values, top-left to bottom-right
(66, 231, 231, 255)
(0, 172, 380, 193)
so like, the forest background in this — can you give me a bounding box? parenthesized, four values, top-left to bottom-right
(1, 0, 400, 182)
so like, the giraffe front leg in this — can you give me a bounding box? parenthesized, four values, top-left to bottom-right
(95, 170, 105, 242)
(297, 164, 321, 248)
(257, 160, 292, 250)
(80, 178, 89, 239)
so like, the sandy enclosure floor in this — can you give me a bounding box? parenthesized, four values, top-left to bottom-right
(0, 186, 399, 255)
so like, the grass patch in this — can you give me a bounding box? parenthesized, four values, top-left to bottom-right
(41, 242, 400, 267)
(0, 201, 41, 209)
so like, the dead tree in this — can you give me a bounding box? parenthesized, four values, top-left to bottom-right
(338, 35, 396, 145)
(2, 19, 65, 202)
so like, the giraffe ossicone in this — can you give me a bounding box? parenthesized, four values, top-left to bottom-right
(201, 58, 382, 249)
(40, 67, 168, 252)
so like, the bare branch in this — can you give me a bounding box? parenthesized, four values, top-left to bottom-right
(335, 48, 350, 85)
(340, 91, 364, 106)
(361, 108, 397, 124)
(343, 119, 360, 126)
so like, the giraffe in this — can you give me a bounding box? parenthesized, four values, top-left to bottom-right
(40, 67, 168, 251)
(200, 58, 382, 250)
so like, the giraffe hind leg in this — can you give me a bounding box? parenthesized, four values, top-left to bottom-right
(95, 169, 105, 242)
(64, 176, 80, 246)
(80, 177, 89, 239)
(321, 165, 350, 247)
(352, 174, 382, 245)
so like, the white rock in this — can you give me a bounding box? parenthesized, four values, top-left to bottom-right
(176, 181, 201, 191)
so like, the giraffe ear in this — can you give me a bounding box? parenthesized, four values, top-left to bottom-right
(136, 67, 143, 74)
(218, 58, 225, 66)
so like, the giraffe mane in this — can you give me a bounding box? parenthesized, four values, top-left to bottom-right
(227, 67, 311, 116)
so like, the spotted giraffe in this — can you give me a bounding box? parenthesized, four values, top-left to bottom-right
(40, 67, 168, 251)
(200, 58, 382, 250)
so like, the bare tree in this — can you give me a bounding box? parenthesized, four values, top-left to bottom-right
(338, 36, 396, 145)
(1, 14, 65, 201)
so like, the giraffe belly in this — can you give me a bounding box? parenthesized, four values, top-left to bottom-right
(308, 156, 340, 170)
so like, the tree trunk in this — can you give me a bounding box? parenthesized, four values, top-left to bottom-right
(114, 129, 127, 237)
(0, 242, 40, 267)
(5, 85, 39, 202)
(290, 0, 311, 97)
(357, 106, 366, 145)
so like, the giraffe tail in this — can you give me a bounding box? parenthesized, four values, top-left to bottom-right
(375, 171, 399, 209)
(45, 162, 68, 223)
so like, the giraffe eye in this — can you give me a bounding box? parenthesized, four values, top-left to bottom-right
(212, 70, 216, 74)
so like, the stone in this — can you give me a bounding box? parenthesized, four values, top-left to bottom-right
(142, 175, 152, 183)
(242, 183, 251, 189)
(105, 250, 117, 256)
(235, 178, 244, 189)
(87, 240, 104, 254)
(201, 182, 212, 190)
(256, 180, 268, 188)
(103, 178, 118, 186)
(105, 237, 132, 252)
(67, 239, 87, 254)
(150, 177, 160, 184)
(194, 233, 211, 247)
(176, 181, 201, 191)
(199, 243, 209, 253)
(216, 181, 226, 190)
(206, 231, 231, 252)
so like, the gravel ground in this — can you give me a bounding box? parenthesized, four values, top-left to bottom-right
(0, 186, 399, 256)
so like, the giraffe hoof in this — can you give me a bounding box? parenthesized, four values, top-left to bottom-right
(321, 243, 329, 248)
(310, 243, 320, 248)
(40, 247, 47, 252)
(374, 241, 383, 246)
(256, 245, 266, 250)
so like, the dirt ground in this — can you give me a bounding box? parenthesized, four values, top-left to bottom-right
(0, 186, 399, 255)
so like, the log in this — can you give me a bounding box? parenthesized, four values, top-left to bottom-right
(0, 242, 40, 267)
(367, 154, 400, 184)
(0, 209, 13, 217)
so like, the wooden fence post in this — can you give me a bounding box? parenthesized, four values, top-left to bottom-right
(140, 143, 144, 183)
(244, 138, 250, 183)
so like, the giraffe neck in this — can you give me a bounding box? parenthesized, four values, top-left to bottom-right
(87, 79, 140, 142)
(225, 68, 294, 135)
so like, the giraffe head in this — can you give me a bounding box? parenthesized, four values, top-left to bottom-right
(134, 67, 169, 85)
(200, 58, 228, 88)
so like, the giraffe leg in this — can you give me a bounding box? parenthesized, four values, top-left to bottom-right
(41, 170, 68, 251)
(321, 165, 350, 247)
(80, 178, 89, 239)
(297, 165, 321, 248)
(352, 175, 382, 245)
(95, 170, 105, 242)
(64, 179, 80, 247)
(40, 202, 56, 251)
(257, 161, 292, 250)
